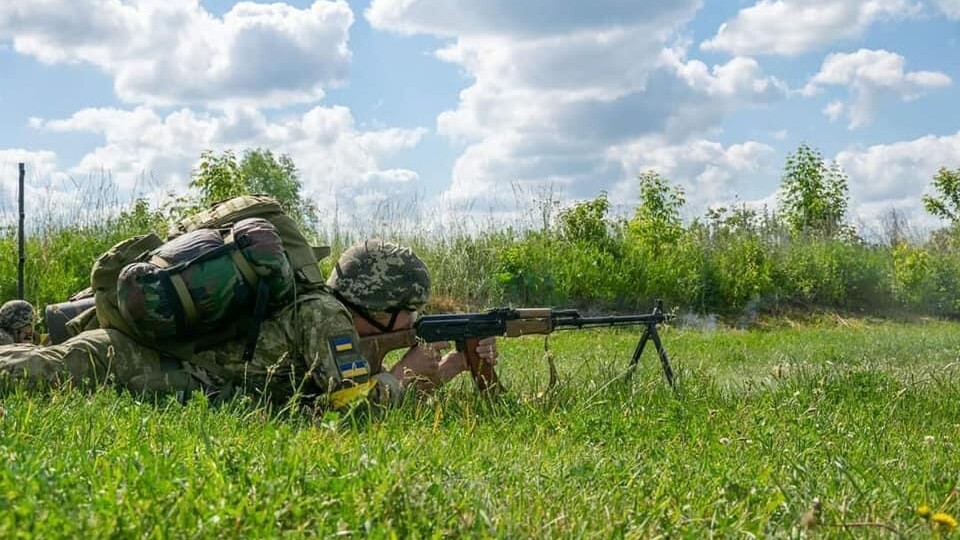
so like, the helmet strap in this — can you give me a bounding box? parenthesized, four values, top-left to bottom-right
(331, 291, 400, 333)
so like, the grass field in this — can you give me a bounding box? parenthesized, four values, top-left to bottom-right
(1, 319, 959, 538)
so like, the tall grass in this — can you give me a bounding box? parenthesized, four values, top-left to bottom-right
(2, 180, 960, 320)
(1, 320, 959, 537)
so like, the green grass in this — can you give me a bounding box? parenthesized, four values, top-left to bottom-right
(1, 320, 959, 538)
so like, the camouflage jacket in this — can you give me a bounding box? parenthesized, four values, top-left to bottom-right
(190, 291, 400, 405)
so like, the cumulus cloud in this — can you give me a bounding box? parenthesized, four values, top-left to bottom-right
(701, 0, 920, 56)
(0, 149, 60, 186)
(836, 131, 960, 207)
(607, 137, 777, 212)
(804, 49, 951, 128)
(0, 149, 98, 224)
(0, 0, 353, 106)
(29, 105, 427, 214)
(432, 49, 786, 207)
(935, 0, 960, 18)
(823, 101, 846, 122)
(366, 1, 701, 37)
(367, 0, 788, 210)
(0, 149, 58, 212)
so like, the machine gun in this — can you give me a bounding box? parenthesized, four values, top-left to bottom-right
(359, 300, 675, 392)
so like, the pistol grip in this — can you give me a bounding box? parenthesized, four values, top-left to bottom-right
(457, 338, 500, 393)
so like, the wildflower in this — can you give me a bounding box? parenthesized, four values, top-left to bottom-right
(918, 505, 932, 518)
(931, 512, 958, 531)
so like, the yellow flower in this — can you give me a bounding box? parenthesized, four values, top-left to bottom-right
(931, 512, 958, 531)
(918, 505, 932, 518)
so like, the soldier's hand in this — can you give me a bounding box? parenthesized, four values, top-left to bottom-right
(475, 337, 498, 365)
(391, 338, 498, 391)
(390, 341, 449, 390)
(435, 337, 497, 381)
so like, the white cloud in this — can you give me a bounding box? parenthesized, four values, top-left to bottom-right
(0, 150, 60, 187)
(0, 149, 95, 224)
(607, 137, 777, 212)
(836, 131, 960, 208)
(29, 105, 427, 214)
(367, 0, 787, 210)
(0, 149, 59, 214)
(823, 100, 846, 121)
(366, 1, 702, 37)
(0, 0, 353, 107)
(935, 0, 960, 18)
(701, 0, 920, 56)
(806, 49, 951, 128)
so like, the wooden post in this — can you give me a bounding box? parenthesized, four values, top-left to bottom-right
(17, 162, 25, 300)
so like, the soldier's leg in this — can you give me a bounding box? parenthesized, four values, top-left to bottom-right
(0, 342, 72, 390)
(61, 329, 201, 395)
(0, 329, 200, 396)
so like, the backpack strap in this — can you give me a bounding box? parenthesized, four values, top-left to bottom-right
(223, 232, 261, 288)
(151, 256, 200, 327)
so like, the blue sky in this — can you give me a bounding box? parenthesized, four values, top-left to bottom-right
(1, 0, 958, 229)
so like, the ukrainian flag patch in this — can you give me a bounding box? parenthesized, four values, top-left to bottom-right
(332, 335, 354, 352)
(338, 359, 370, 379)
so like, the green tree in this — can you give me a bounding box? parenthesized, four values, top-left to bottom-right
(557, 192, 613, 246)
(189, 149, 318, 230)
(190, 150, 244, 205)
(922, 167, 960, 225)
(628, 171, 685, 248)
(777, 143, 849, 237)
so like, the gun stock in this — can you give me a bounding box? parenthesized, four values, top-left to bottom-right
(358, 329, 417, 374)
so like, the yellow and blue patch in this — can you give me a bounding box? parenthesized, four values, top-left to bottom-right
(332, 335, 354, 352)
(338, 359, 370, 379)
(329, 334, 370, 382)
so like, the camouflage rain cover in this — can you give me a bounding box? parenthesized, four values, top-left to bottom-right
(232, 218, 294, 307)
(117, 229, 249, 341)
(116, 221, 293, 343)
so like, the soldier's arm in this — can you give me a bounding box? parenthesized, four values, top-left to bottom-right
(294, 298, 404, 408)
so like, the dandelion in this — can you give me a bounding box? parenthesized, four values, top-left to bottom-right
(918, 505, 932, 518)
(931, 512, 958, 531)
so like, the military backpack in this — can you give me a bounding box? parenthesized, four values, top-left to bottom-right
(54, 196, 330, 361)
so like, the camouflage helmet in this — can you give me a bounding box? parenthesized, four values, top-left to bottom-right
(327, 239, 430, 312)
(0, 300, 35, 331)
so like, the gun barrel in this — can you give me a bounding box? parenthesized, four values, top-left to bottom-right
(553, 313, 668, 330)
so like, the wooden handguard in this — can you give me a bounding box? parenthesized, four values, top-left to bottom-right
(504, 310, 553, 337)
(457, 337, 500, 392)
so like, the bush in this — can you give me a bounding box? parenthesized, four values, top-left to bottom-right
(6, 155, 960, 322)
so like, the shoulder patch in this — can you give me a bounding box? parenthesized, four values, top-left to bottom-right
(331, 335, 353, 352)
(328, 334, 370, 381)
(339, 359, 370, 379)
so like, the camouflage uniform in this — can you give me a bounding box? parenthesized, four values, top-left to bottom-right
(0, 300, 35, 345)
(0, 239, 428, 407)
(0, 328, 199, 395)
(0, 290, 399, 405)
(187, 291, 402, 406)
